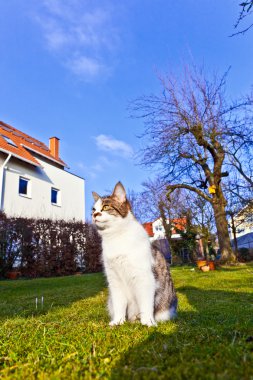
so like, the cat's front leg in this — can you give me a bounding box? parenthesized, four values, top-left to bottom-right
(135, 278, 157, 327)
(108, 287, 127, 326)
(140, 315, 156, 327)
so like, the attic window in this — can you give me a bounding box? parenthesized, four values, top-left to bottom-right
(1, 135, 18, 147)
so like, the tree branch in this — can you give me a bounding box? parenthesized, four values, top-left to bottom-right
(228, 154, 253, 187)
(167, 184, 212, 203)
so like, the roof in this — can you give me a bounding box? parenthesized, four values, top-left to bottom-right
(231, 232, 253, 249)
(172, 217, 187, 231)
(143, 222, 154, 237)
(0, 120, 67, 167)
(236, 201, 253, 218)
(150, 217, 187, 230)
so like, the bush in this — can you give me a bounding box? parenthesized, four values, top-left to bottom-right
(0, 212, 102, 278)
(237, 247, 253, 262)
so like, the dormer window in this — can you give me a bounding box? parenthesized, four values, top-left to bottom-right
(1, 135, 18, 147)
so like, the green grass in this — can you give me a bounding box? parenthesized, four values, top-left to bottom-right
(0, 265, 253, 379)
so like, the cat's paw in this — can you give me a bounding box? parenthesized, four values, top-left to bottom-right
(141, 318, 157, 327)
(109, 319, 125, 326)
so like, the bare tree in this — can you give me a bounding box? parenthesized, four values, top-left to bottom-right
(227, 148, 253, 194)
(127, 188, 158, 223)
(231, 1, 253, 36)
(132, 66, 253, 263)
(224, 174, 252, 255)
(186, 194, 215, 234)
(183, 193, 216, 256)
(132, 177, 189, 256)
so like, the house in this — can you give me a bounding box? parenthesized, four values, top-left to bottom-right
(144, 217, 187, 242)
(231, 233, 253, 250)
(143, 217, 187, 262)
(0, 120, 85, 221)
(142, 222, 154, 238)
(229, 202, 253, 250)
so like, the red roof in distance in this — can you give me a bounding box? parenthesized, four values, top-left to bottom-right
(143, 217, 187, 237)
(143, 222, 154, 237)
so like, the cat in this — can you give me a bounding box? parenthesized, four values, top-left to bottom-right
(92, 181, 177, 327)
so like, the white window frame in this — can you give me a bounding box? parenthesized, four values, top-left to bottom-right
(19, 177, 31, 198)
(51, 187, 61, 207)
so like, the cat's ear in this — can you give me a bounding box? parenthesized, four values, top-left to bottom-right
(112, 182, 126, 203)
(92, 191, 101, 202)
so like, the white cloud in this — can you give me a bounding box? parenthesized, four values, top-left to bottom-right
(43, 22, 71, 50)
(34, 0, 121, 81)
(76, 155, 116, 179)
(95, 134, 134, 158)
(66, 56, 108, 81)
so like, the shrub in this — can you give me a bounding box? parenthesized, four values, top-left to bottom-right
(237, 247, 253, 262)
(0, 213, 102, 278)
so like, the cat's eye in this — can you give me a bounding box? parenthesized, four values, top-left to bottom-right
(102, 205, 110, 211)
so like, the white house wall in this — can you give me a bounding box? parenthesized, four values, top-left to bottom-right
(2, 155, 85, 221)
(152, 218, 182, 240)
(152, 218, 166, 240)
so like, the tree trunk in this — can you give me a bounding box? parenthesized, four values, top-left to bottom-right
(212, 201, 236, 263)
(230, 214, 238, 257)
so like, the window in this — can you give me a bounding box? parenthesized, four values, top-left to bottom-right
(19, 177, 29, 196)
(2, 135, 18, 147)
(51, 188, 60, 205)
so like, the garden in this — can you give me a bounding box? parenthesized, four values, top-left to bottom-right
(0, 264, 252, 379)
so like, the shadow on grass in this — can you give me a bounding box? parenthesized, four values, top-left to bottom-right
(0, 272, 106, 321)
(215, 264, 253, 272)
(111, 287, 253, 379)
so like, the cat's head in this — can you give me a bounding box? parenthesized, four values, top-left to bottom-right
(92, 182, 131, 230)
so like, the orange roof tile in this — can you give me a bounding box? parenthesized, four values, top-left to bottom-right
(172, 217, 187, 231)
(0, 120, 67, 167)
(144, 217, 187, 236)
(143, 222, 154, 237)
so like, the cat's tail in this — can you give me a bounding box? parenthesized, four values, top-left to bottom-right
(155, 295, 178, 322)
(169, 295, 178, 320)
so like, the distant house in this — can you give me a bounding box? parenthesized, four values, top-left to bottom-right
(143, 217, 187, 242)
(0, 120, 85, 221)
(143, 217, 187, 262)
(231, 233, 253, 250)
(229, 202, 253, 250)
(143, 222, 154, 238)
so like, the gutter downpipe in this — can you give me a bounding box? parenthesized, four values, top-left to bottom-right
(0, 154, 12, 212)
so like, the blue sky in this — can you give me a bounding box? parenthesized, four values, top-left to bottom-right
(0, 0, 252, 220)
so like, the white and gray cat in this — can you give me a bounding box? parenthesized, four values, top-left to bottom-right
(92, 181, 177, 327)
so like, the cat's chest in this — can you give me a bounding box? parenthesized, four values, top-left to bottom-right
(102, 238, 130, 261)
(102, 228, 134, 252)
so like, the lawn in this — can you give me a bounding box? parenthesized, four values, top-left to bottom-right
(0, 265, 253, 380)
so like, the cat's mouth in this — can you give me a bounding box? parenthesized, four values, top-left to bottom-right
(94, 220, 107, 230)
(94, 219, 105, 224)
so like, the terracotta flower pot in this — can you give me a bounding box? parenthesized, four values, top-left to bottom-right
(200, 265, 210, 272)
(6, 271, 21, 280)
(208, 261, 215, 271)
(196, 260, 207, 269)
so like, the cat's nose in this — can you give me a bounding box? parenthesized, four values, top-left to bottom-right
(93, 212, 102, 218)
